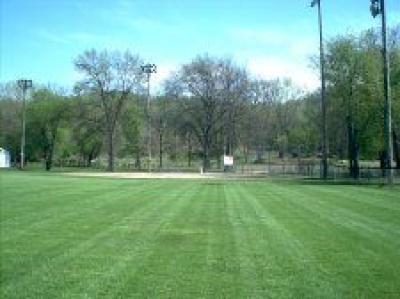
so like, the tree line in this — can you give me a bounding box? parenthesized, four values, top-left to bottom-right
(0, 27, 399, 175)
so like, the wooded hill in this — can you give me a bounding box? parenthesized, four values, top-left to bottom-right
(1, 27, 399, 174)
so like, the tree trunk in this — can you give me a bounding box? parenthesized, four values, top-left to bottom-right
(393, 130, 399, 169)
(216, 132, 222, 169)
(187, 132, 192, 167)
(159, 130, 163, 169)
(203, 136, 211, 171)
(348, 122, 359, 179)
(380, 150, 386, 177)
(87, 150, 94, 167)
(244, 146, 248, 164)
(353, 142, 360, 179)
(257, 145, 265, 162)
(45, 158, 52, 170)
(135, 150, 141, 170)
(348, 123, 354, 178)
(45, 148, 53, 171)
(107, 128, 114, 172)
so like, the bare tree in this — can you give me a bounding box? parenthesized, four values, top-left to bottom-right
(74, 49, 144, 171)
(219, 59, 249, 156)
(165, 55, 249, 170)
(165, 56, 220, 170)
(245, 78, 302, 160)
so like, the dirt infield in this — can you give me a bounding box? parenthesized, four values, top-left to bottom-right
(66, 172, 223, 179)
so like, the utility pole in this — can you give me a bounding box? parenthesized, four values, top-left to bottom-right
(141, 64, 157, 172)
(370, 0, 393, 184)
(17, 79, 33, 169)
(311, 0, 328, 179)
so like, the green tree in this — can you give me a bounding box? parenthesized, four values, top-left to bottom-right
(74, 49, 144, 171)
(0, 82, 22, 164)
(27, 88, 67, 170)
(70, 93, 103, 167)
(120, 96, 143, 169)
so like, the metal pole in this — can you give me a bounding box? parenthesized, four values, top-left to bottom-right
(312, 0, 328, 179)
(20, 86, 26, 169)
(18, 79, 32, 169)
(141, 64, 156, 172)
(381, 0, 393, 184)
(147, 72, 152, 172)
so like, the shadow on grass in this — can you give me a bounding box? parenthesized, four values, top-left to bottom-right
(293, 177, 400, 187)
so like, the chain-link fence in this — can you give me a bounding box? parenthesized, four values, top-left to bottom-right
(236, 162, 400, 183)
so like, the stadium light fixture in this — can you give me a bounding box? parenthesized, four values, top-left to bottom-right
(310, 0, 328, 179)
(17, 79, 33, 169)
(370, 0, 381, 18)
(310, 0, 318, 8)
(370, 0, 393, 183)
(141, 64, 157, 172)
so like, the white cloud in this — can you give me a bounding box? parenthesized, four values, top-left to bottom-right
(149, 57, 319, 95)
(229, 27, 319, 90)
(230, 27, 316, 49)
(35, 23, 322, 93)
(35, 29, 71, 45)
(246, 56, 319, 91)
(289, 37, 316, 58)
(95, 1, 182, 38)
(35, 29, 136, 50)
(122, 18, 181, 37)
(150, 63, 178, 95)
(230, 28, 289, 46)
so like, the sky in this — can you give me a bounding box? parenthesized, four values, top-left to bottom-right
(1, 0, 399, 93)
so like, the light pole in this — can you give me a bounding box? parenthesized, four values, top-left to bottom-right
(311, 0, 328, 179)
(370, 0, 393, 184)
(141, 63, 157, 172)
(17, 79, 33, 169)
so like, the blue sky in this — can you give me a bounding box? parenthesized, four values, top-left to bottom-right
(1, 0, 399, 92)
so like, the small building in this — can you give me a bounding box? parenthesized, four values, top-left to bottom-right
(0, 148, 11, 168)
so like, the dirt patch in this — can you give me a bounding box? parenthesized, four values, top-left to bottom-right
(65, 172, 222, 180)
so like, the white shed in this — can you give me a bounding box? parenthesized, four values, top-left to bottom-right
(0, 148, 11, 168)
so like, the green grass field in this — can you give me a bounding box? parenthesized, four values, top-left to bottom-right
(1, 171, 400, 298)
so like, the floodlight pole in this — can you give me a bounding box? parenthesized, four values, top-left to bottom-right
(311, 0, 328, 179)
(370, 0, 393, 184)
(17, 79, 32, 169)
(141, 64, 157, 172)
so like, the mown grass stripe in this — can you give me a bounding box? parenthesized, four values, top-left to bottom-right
(255, 181, 400, 297)
(1, 173, 400, 298)
(1, 181, 175, 298)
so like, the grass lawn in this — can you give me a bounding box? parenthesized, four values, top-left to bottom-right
(1, 171, 400, 298)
